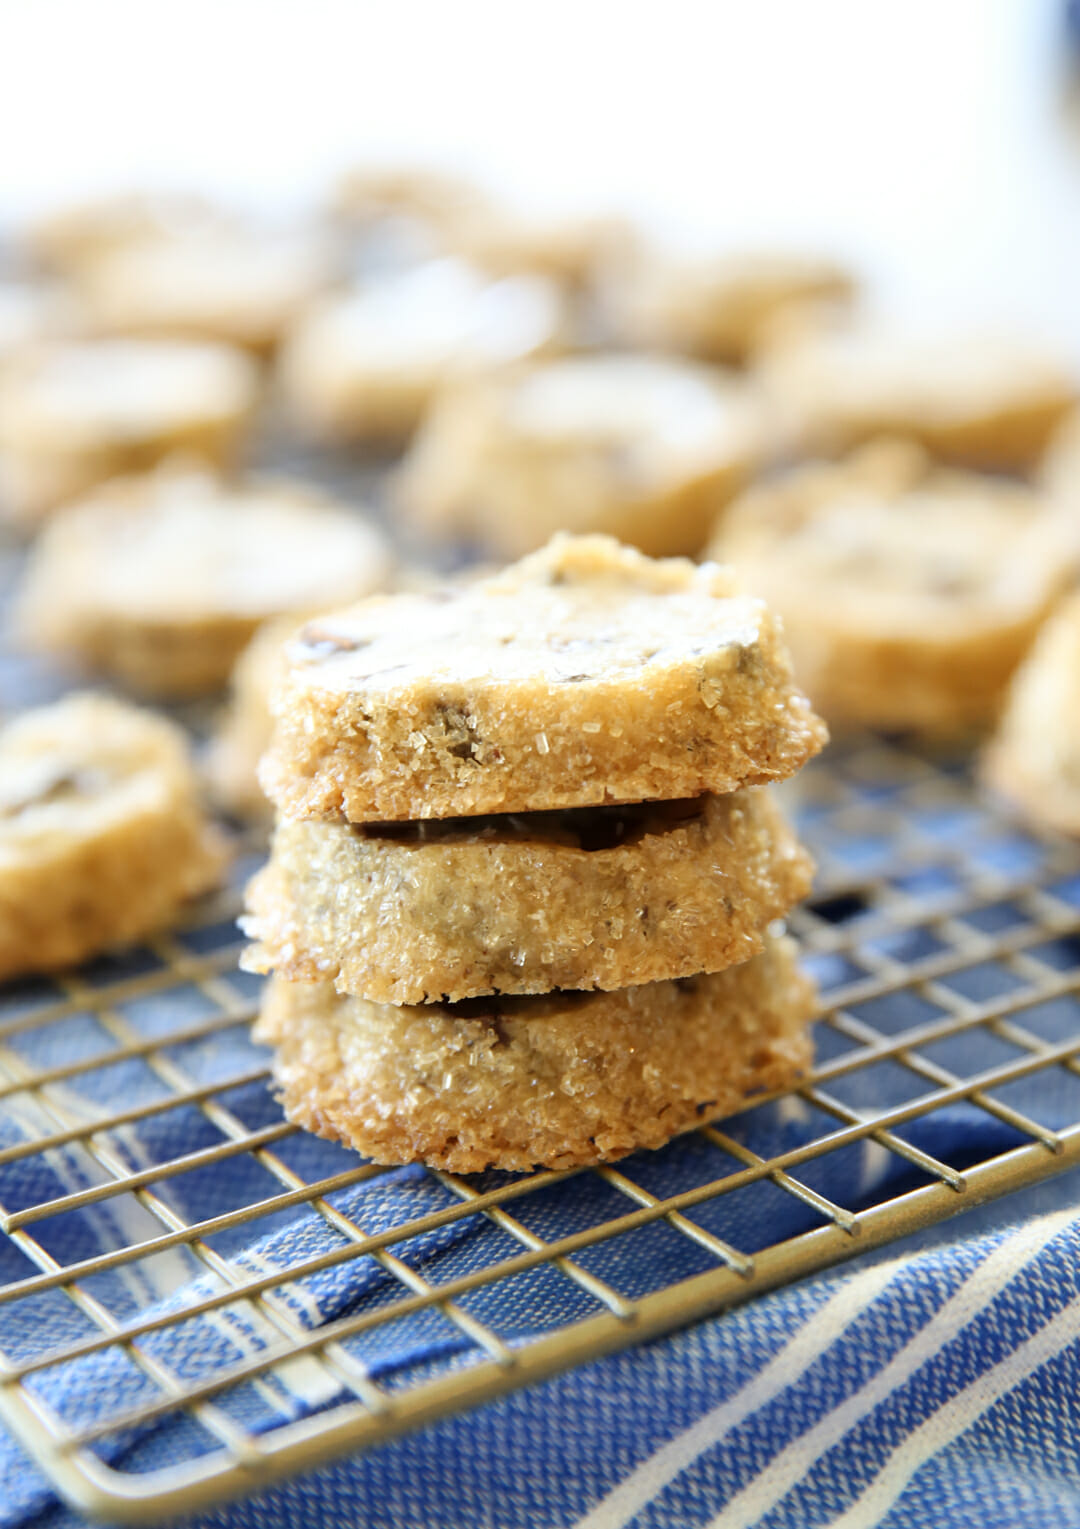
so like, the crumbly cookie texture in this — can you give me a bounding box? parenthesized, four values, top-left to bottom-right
(603, 243, 854, 364)
(0, 338, 259, 527)
(0, 693, 227, 983)
(277, 257, 567, 444)
(16, 466, 393, 698)
(243, 786, 813, 1002)
(982, 591, 1080, 835)
(395, 354, 766, 560)
(260, 534, 827, 822)
(253, 935, 815, 1173)
(76, 227, 338, 353)
(757, 319, 1076, 470)
(713, 441, 1076, 732)
(206, 569, 488, 822)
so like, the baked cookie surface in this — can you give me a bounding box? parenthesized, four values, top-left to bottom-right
(395, 353, 765, 559)
(253, 935, 815, 1173)
(0, 338, 259, 526)
(242, 786, 813, 1002)
(278, 257, 566, 444)
(604, 243, 853, 364)
(16, 466, 393, 698)
(982, 591, 1080, 835)
(77, 227, 337, 353)
(260, 534, 827, 822)
(0, 693, 226, 982)
(713, 442, 1074, 732)
(758, 320, 1076, 469)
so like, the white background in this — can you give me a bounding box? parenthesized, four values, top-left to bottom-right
(1, 0, 1079, 350)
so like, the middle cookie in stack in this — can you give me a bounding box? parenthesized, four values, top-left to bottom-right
(244, 534, 826, 1172)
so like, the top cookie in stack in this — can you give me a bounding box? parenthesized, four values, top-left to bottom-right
(246, 535, 826, 1173)
(258, 534, 826, 822)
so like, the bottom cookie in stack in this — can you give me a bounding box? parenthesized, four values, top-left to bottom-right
(253, 935, 814, 1174)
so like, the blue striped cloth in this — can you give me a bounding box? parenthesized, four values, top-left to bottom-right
(2, 1043, 1080, 1529)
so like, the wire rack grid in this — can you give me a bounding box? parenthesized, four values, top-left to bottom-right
(0, 722, 1080, 1521)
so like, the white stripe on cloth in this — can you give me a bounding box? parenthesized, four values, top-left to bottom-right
(826, 1283, 1080, 1528)
(704, 1205, 1079, 1529)
(573, 1257, 904, 1529)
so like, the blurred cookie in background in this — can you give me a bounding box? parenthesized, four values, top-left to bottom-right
(205, 613, 300, 823)
(982, 591, 1080, 837)
(396, 353, 767, 558)
(0, 337, 259, 528)
(711, 440, 1077, 733)
(0, 692, 227, 982)
(277, 257, 569, 446)
(14, 463, 393, 698)
(22, 191, 219, 275)
(335, 163, 487, 236)
(599, 237, 855, 364)
(336, 164, 623, 289)
(1039, 407, 1080, 505)
(756, 311, 1076, 470)
(72, 224, 341, 354)
(0, 279, 84, 369)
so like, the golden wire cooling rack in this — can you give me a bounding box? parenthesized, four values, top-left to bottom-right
(1, 724, 1080, 1524)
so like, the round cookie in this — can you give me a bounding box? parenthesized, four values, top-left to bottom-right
(0, 693, 227, 983)
(756, 318, 1076, 470)
(0, 338, 259, 527)
(603, 242, 854, 364)
(439, 203, 629, 288)
(253, 934, 815, 1173)
(277, 257, 567, 445)
(242, 787, 814, 1002)
(16, 465, 393, 699)
(395, 354, 766, 559)
(982, 591, 1080, 836)
(260, 534, 828, 823)
(76, 226, 338, 353)
(23, 192, 216, 274)
(712, 441, 1075, 732)
(335, 165, 487, 231)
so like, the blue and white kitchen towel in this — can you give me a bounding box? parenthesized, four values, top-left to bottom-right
(2, 999, 1080, 1529)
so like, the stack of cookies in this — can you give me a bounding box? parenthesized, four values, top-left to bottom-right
(243, 535, 826, 1173)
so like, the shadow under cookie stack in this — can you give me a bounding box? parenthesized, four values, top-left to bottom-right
(244, 535, 827, 1174)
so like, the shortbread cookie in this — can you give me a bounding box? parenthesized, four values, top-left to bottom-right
(440, 204, 629, 287)
(253, 934, 815, 1172)
(0, 694, 227, 983)
(757, 318, 1076, 470)
(604, 243, 854, 364)
(0, 339, 259, 526)
(278, 258, 567, 444)
(982, 592, 1080, 835)
(205, 566, 489, 822)
(336, 165, 486, 231)
(243, 787, 813, 1001)
(395, 354, 766, 558)
(24, 192, 216, 273)
(77, 227, 338, 353)
(261, 534, 828, 822)
(16, 465, 393, 698)
(713, 441, 1075, 731)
